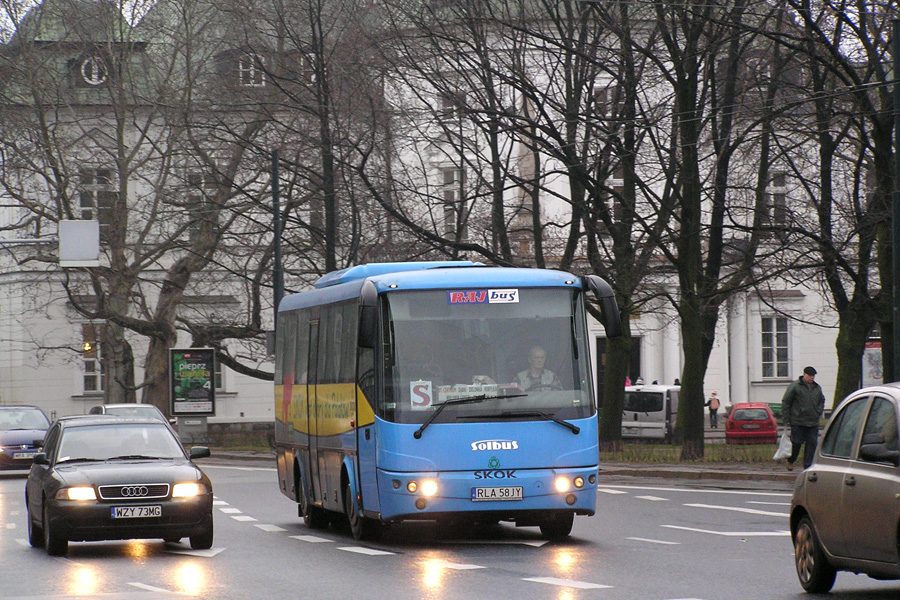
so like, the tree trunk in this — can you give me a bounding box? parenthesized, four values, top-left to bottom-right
(678, 303, 708, 460)
(833, 299, 875, 406)
(598, 327, 631, 452)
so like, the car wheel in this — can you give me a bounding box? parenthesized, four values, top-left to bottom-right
(26, 500, 44, 548)
(794, 516, 836, 593)
(189, 522, 214, 550)
(539, 513, 574, 540)
(43, 503, 67, 556)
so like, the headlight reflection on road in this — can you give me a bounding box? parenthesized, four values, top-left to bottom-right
(551, 548, 577, 577)
(421, 559, 445, 589)
(65, 566, 99, 596)
(174, 561, 207, 596)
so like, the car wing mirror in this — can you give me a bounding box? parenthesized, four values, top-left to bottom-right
(860, 442, 900, 467)
(189, 446, 210, 460)
(32, 452, 49, 466)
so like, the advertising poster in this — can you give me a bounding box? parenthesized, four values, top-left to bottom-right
(170, 348, 215, 416)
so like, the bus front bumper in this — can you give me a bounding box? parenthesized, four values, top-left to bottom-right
(376, 466, 598, 522)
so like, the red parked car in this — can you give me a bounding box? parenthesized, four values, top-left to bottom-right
(725, 402, 778, 444)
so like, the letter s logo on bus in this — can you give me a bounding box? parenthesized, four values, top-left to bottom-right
(410, 380, 433, 411)
(470, 439, 519, 451)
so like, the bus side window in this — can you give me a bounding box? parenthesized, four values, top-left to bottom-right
(341, 303, 357, 383)
(295, 312, 309, 385)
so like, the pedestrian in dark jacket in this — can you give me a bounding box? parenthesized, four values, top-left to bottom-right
(781, 366, 826, 470)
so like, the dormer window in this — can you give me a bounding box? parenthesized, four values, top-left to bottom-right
(81, 55, 108, 86)
(239, 53, 266, 87)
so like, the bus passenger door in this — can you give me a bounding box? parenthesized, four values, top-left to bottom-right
(356, 345, 380, 514)
(307, 321, 322, 505)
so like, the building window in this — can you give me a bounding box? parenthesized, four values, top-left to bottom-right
(79, 168, 116, 227)
(187, 172, 217, 239)
(442, 167, 467, 240)
(82, 324, 103, 393)
(761, 316, 788, 378)
(763, 172, 788, 232)
(438, 91, 462, 121)
(239, 53, 266, 87)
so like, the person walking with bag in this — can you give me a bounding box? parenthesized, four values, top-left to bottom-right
(705, 391, 721, 428)
(781, 366, 826, 471)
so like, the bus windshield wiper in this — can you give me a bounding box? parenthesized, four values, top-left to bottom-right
(464, 410, 580, 434)
(413, 393, 527, 439)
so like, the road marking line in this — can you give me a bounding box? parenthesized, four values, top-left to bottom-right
(597, 488, 629, 494)
(662, 525, 791, 537)
(255, 524, 287, 532)
(439, 540, 548, 547)
(219, 507, 242, 514)
(290, 535, 333, 543)
(523, 577, 611, 589)
(684, 503, 788, 517)
(423, 559, 485, 570)
(231, 515, 257, 522)
(129, 582, 173, 593)
(627, 537, 680, 545)
(339, 546, 395, 556)
(746, 501, 791, 506)
(213, 500, 229, 506)
(166, 547, 226, 557)
(636, 495, 668, 501)
(6, 523, 15, 529)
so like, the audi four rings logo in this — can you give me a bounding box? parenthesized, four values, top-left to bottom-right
(120, 486, 149, 497)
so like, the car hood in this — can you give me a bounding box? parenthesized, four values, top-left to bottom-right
(0, 429, 46, 446)
(55, 459, 206, 487)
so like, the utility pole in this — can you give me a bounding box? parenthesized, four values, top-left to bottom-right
(893, 21, 900, 380)
(272, 150, 284, 330)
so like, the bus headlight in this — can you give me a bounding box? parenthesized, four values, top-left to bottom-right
(574, 476, 584, 489)
(421, 479, 438, 497)
(407, 481, 418, 493)
(554, 477, 570, 493)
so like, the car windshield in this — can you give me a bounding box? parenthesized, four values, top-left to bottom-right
(104, 406, 166, 421)
(624, 392, 664, 412)
(733, 408, 770, 421)
(0, 408, 50, 431)
(381, 287, 593, 424)
(57, 423, 184, 462)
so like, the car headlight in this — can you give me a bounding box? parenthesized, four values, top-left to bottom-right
(56, 486, 97, 501)
(172, 482, 206, 498)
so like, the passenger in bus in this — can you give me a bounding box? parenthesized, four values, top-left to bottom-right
(516, 345, 562, 391)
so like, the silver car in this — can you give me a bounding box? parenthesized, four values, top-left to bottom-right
(790, 383, 900, 593)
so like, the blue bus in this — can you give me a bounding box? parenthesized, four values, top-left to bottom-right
(274, 262, 621, 540)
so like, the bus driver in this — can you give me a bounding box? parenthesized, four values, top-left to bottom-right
(516, 345, 562, 391)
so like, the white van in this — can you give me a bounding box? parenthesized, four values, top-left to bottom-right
(621, 385, 680, 442)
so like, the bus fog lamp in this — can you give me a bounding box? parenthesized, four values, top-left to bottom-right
(415, 498, 427, 510)
(421, 479, 438, 497)
(566, 494, 577, 505)
(407, 481, 418, 493)
(554, 477, 570, 493)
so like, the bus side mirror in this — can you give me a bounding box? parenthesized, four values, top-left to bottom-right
(358, 280, 378, 349)
(584, 275, 622, 338)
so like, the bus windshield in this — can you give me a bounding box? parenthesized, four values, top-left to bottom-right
(381, 287, 593, 424)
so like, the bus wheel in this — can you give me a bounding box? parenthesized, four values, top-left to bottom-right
(345, 485, 380, 541)
(297, 473, 328, 529)
(539, 513, 574, 540)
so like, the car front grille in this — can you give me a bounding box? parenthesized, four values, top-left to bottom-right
(98, 483, 170, 500)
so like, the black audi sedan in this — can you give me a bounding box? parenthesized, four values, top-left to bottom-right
(0, 405, 50, 470)
(25, 415, 213, 556)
